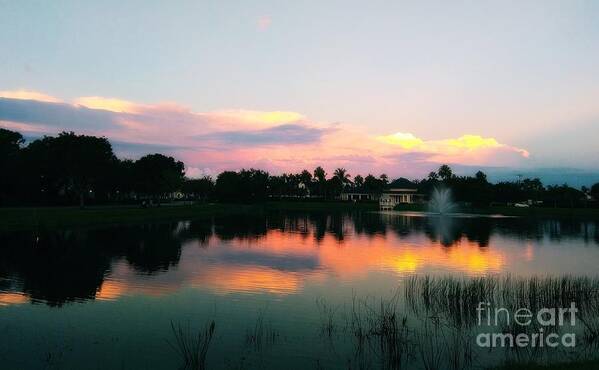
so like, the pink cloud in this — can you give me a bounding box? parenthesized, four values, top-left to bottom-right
(257, 16, 271, 31)
(0, 89, 62, 103)
(0, 90, 531, 178)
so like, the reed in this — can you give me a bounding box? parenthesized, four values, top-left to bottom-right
(167, 320, 215, 370)
(414, 318, 444, 370)
(316, 297, 339, 338)
(245, 311, 278, 351)
(404, 275, 599, 327)
(341, 292, 411, 370)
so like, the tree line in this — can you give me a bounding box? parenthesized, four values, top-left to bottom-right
(415, 164, 597, 208)
(0, 129, 186, 207)
(1, 128, 597, 207)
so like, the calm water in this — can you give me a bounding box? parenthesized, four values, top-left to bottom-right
(1, 210, 599, 369)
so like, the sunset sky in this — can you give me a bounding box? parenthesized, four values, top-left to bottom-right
(1, 1, 598, 183)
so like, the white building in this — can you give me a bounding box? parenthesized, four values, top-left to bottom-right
(379, 188, 420, 210)
(340, 192, 379, 201)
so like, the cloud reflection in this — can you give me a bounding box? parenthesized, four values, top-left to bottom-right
(2, 213, 598, 306)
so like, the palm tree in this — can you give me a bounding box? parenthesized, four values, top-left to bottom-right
(354, 174, 364, 189)
(428, 171, 439, 181)
(313, 166, 327, 183)
(299, 169, 312, 185)
(438, 164, 453, 181)
(313, 166, 327, 197)
(334, 168, 351, 184)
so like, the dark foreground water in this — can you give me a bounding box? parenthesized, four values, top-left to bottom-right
(1, 210, 599, 369)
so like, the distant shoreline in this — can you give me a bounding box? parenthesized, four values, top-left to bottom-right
(1, 201, 598, 232)
(392, 203, 599, 219)
(0, 201, 376, 232)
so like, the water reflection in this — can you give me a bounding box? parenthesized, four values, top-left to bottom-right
(1, 211, 598, 306)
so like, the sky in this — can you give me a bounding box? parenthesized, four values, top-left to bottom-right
(1, 0, 598, 184)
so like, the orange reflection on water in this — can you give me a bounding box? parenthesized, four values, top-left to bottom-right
(0, 292, 29, 306)
(96, 277, 183, 302)
(95, 263, 183, 301)
(192, 266, 305, 295)
(315, 233, 505, 277)
(437, 242, 504, 274)
(230, 230, 316, 256)
(236, 230, 505, 279)
(524, 243, 535, 262)
(96, 280, 128, 301)
(4, 227, 509, 306)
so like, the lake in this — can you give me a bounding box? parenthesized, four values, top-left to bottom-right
(1, 210, 599, 369)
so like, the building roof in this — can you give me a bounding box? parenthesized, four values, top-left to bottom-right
(386, 177, 417, 190)
(384, 188, 418, 193)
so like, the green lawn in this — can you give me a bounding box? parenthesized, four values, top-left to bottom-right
(0, 203, 245, 231)
(2, 200, 597, 232)
(0, 200, 378, 231)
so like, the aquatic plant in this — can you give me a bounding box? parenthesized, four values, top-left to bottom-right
(167, 320, 215, 370)
(245, 311, 278, 351)
(316, 297, 339, 338)
(404, 275, 497, 327)
(580, 301, 599, 346)
(414, 317, 444, 370)
(404, 275, 599, 327)
(374, 302, 410, 370)
(343, 292, 411, 370)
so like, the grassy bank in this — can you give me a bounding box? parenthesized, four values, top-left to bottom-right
(0, 203, 248, 232)
(2, 199, 597, 232)
(0, 200, 377, 232)
(393, 203, 599, 218)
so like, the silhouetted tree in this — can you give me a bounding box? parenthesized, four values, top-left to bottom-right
(133, 153, 185, 200)
(334, 168, 351, 185)
(544, 184, 584, 208)
(0, 128, 23, 155)
(428, 171, 439, 181)
(182, 176, 214, 200)
(493, 181, 526, 203)
(354, 175, 364, 190)
(313, 166, 327, 197)
(591, 183, 599, 200)
(450, 174, 492, 206)
(22, 132, 117, 207)
(215, 169, 268, 202)
(0, 128, 24, 205)
(299, 170, 312, 186)
(112, 159, 136, 199)
(2, 128, 596, 208)
(363, 174, 385, 194)
(379, 173, 389, 185)
(326, 176, 343, 199)
(240, 168, 269, 200)
(475, 171, 487, 183)
(314, 166, 326, 182)
(438, 164, 453, 181)
(215, 171, 242, 201)
(299, 169, 313, 196)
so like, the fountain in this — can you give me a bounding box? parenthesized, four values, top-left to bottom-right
(427, 187, 457, 215)
(379, 186, 512, 219)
